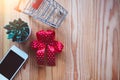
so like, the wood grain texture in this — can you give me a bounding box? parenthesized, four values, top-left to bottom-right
(0, 0, 120, 80)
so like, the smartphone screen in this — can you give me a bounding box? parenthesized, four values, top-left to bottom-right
(0, 50, 24, 80)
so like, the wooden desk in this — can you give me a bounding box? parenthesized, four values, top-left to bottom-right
(0, 0, 120, 80)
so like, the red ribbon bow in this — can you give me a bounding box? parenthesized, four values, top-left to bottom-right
(31, 30, 64, 66)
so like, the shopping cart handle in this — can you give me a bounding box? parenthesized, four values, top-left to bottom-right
(15, 0, 22, 12)
(32, 0, 43, 9)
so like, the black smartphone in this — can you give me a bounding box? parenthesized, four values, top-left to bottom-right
(0, 45, 28, 80)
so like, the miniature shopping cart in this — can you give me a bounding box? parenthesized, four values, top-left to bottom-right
(16, 0, 68, 28)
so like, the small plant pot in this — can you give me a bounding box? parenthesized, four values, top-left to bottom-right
(4, 18, 31, 43)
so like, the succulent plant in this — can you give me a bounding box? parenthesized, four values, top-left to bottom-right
(4, 18, 30, 42)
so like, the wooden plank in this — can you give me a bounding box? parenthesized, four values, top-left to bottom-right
(0, 0, 4, 59)
(0, 0, 120, 80)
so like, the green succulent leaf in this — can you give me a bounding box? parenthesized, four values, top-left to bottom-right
(6, 30, 11, 34)
(7, 32, 15, 39)
(4, 25, 12, 30)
